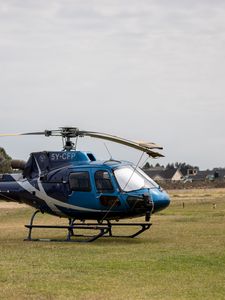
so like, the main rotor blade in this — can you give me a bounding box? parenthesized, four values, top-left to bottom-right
(133, 141, 163, 150)
(0, 127, 164, 158)
(78, 131, 164, 158)
(0, 133, 22, 137)
(0, 131, 49, 137)
(21, 132, 46, 135)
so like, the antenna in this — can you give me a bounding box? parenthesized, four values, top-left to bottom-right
(104, 143, 113, 160)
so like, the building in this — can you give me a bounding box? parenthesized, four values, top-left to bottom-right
(184, 168, 225, 182)
(144, 168, 184, 181)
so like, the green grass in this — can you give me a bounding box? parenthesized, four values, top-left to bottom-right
(1, 188, 225, 300)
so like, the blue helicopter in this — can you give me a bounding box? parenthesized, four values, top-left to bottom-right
(0, 127, 170, 242)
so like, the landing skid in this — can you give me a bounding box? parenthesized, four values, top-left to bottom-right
(104, 220, 152, 238)
(24, 210, 152, 242)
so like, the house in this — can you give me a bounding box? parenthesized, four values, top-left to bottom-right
(185, 168, 225, 182)
(212, 168, 225, 179)
(144, 168, 183, 181)
(143, 165, 225, 183)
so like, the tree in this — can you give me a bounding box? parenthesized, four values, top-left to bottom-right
(166, 163, 175, 169)
(143, 162, 150, 169)
(0, 147, 12, 173)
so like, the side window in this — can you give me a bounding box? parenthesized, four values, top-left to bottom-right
(69, 172, 91, 192)
(95, 170, 114, 193)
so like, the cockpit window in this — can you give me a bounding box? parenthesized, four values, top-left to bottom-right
(136, 167, 159, 188)
(69, 171, 91, 192)
(114, 166, 158, 192)
(95, 170, 114, 193)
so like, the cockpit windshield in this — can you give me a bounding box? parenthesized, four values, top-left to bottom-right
(114, 166, 159, 192)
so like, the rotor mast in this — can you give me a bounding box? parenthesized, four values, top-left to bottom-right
(43, 127, 79, 151)
(61, 127, 78, 151)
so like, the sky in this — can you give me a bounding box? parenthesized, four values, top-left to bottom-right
(0, 0, 225, 169)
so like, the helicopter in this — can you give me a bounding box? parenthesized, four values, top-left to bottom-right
(0, 127, 170, 242)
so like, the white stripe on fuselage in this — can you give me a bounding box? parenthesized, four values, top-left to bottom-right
(11, 175, 104, 216)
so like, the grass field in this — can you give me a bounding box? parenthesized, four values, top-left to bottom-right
(0, 188, 225, 300)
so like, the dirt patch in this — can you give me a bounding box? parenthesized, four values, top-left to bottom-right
(0, 201, 28, 209)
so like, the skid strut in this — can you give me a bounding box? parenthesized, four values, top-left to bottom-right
(24, 210, 152, 242)
(105, 220, 152, 238)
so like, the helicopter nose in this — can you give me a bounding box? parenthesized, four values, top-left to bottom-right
(150, 188, 170, 212)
